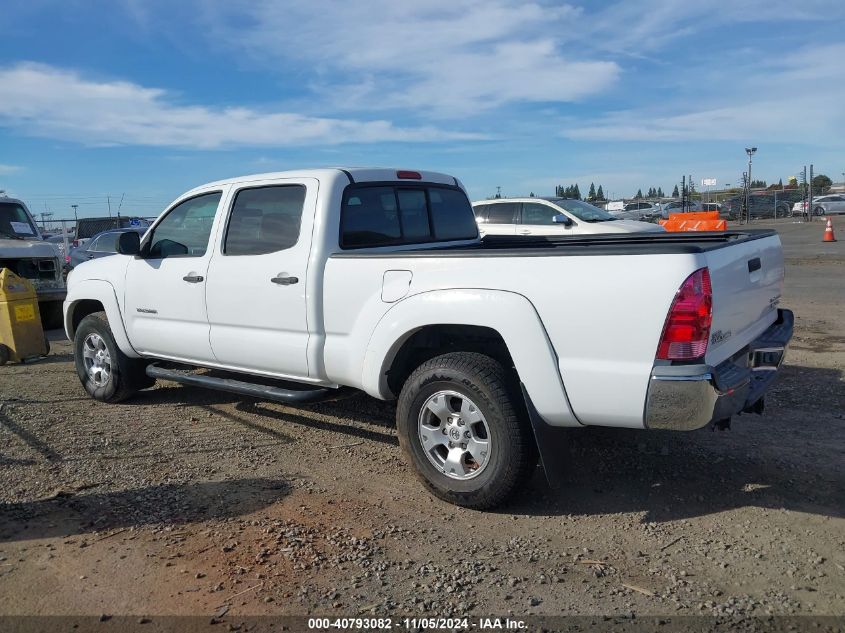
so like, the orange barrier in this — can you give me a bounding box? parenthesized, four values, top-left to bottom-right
(659, 211, 726, 232)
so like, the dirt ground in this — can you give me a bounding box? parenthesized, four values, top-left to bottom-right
(0, 219, 842, 622)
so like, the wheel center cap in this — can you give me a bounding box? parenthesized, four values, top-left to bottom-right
(448, 426, 462, 442)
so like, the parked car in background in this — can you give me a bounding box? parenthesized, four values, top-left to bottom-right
(45, 234, 71, 261)
(0, 194, 66, 327)
(610, 201, 659, 221)
(653, 200, 705, 220)
(806, 194, 845, 216)
(473, 198, 664, 236)
(68, 227, 148, 270)
(721, 195, 791, 220)
(74, 216, 151, 249)
(791, 196, 823, 216)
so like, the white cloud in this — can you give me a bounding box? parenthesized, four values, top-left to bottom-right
(0, 164, 22, 175)
(564, 43, 845, 144)
(583, 0, 845, 56)
(197, 0, 620, 116)
(0, 63, 484, 148)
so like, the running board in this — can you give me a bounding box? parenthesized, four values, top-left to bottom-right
(145, 363, 340, 404)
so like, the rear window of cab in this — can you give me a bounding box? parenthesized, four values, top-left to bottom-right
(340, 184, 478, 249)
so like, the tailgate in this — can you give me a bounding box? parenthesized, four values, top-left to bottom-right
(704, 233, 784, 366)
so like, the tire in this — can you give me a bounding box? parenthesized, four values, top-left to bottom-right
(396, 352, 537, 510)
(814, 207, 825, 217)
(73, 311, 153, 402)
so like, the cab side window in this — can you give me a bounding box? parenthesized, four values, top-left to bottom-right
(224, 185, 306, 256)
(146, 192, 222, 259)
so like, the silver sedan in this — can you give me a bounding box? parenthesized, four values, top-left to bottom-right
(810, 194, 845, 217)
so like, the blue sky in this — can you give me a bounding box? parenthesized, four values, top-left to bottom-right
(1, 0, 844, 219)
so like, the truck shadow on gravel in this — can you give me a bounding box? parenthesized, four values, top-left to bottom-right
(512, 418, 842, 523)
(0, 477, 290, 543)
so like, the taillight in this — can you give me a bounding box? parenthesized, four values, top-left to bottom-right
(396, 170, 422, 180)
(656, 268, 712, 361)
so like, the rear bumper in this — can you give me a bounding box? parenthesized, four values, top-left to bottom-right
(645, 309, 794, 431)
(36, 286, 68, 302)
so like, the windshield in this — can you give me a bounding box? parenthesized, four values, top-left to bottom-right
(0, 202, 39, 239)
(553, 199, 617, 222)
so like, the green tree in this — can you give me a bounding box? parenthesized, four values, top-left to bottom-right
(596, 185, 605, 200)
(812, 174, 832, 193)
(588, 182, 596, 200)
(657, 187, 664, 198)
(529, 191, 535, 197)
(635, 189, 643, 199)
(574, 184, 581, 200)
(672, 184, 679, 197)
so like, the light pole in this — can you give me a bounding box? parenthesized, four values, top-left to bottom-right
(745, 147, 757, 224)
(71, 204, 79, 223)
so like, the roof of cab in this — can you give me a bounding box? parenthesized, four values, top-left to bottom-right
(184, 168, 461, 196)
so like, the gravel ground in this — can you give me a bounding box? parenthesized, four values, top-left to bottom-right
(0, 219, 842, 620)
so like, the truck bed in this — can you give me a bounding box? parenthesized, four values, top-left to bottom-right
(332, 229, 778, 258)
(325, 228, 784, 428)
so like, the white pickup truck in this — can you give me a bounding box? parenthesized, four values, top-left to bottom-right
(64, 168, 793, 509)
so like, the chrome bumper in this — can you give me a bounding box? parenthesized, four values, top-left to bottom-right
(645, 309, 794, 431)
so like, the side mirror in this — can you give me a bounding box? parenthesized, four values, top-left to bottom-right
(552, 214, 572, 226)
(117, 231, 141, 255)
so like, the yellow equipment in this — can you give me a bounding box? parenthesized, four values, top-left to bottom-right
(0, 268, 49, 365)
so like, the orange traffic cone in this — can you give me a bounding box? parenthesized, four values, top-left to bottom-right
(823, 217, 836, 242)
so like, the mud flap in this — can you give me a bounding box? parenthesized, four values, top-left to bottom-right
(520, 383, 568, 489)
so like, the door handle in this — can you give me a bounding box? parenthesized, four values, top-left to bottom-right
(518, 229, 531, 235)
(182, 275, 204, 283)
(271, 275, 299, 285)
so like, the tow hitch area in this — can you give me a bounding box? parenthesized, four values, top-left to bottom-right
(752, 348, 785, 370)
(743, 397, 766, 415)
(711, 417, 731, 431)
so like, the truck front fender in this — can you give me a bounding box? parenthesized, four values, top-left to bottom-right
(63, 279, 139, 358)
(362, 288, 581, 427)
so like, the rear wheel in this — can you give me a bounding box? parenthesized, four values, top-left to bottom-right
(74, 311, 153, 402)
(814, 207, 826, 217)
(396, 352, 537, 509)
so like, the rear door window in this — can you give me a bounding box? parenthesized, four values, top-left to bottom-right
(223, 185, 306, 256)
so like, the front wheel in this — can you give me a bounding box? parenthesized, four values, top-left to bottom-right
(814, 207, 826, 217)
(74, 311, 153, 402)
(396, 352, 537, 509)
